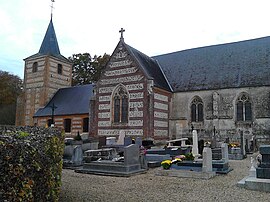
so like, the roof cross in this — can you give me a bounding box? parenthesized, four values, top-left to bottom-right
(119, 28, 125, 41)
(50, 0, 55, 19)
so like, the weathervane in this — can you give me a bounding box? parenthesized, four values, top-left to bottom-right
(119, 28, 125, 41)
(50, 0, 55, 18)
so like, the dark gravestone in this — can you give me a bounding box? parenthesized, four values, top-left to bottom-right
(135, 137, 142, 146)
(257, 145, 270, 179)
(98, 136, 106, 148)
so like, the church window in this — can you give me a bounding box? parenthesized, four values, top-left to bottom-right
(64, 118, 71, 133)
(32, 62, 38, 73)
(236, 94, 252, 121)
(57, 64, 63, 74)
(191, 96, 204, 122)
(83, 117, 89, 132)
(112, 85, 129, 124)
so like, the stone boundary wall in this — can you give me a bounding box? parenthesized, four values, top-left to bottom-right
(0, 125, 64, 201)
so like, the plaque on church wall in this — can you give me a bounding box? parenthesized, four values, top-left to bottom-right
(100, 75, 143, 85)
(129, 101, 143, 109)
(128, 120, 143, 127)
(98, 129, 143, 136)
(130, 92, 144, 100)
(154, 120, 168, 128)
(154, 129, 168, 136)
(113, 50, 128, 59)
(154, 93, 168, 102)
(109, 60, 132, 68)
(99, 95, 111, 102)
(129, 110, 143, 117)
(154, 111, 168, 119)
(126, 83, 144, 91)
(99, 104, 111, 110)
(98, 121, 111, 127)
(154, 102, 168, 111)
(104, 67, 138, 77)
(98, 112, 110, 119)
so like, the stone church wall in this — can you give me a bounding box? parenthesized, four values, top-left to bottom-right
(170, 86, 270, 146)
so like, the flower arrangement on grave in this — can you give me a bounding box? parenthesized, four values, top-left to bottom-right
(184, 153, 195, 161)
(161, 160, 172, 169)
(228, 142, 240, 148)
(175, 155, 186, 161)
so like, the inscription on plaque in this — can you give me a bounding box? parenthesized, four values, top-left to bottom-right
(154, 129, 168, 136)
(130, 92, 144, 99)
(99, 104, 110, 110)
(114, 51, 127, 59)
(129, 111, 143, 117)
(98, 129, 143, 136)
(129, 102, 143, 108)
(100, 75, 143, 85)
(104, 67, 137, 77)
(99, 96, 111, 102)
(98, 121, 111, 127)
(109, 60, 132, 68)
(154, 120, 168, 128)
(154, 111, 168, 119)
(154, 102, 168, 110)
(98, 112, 110, 119)
(128, 120, 143, 126)
(154, 93, 168, 102)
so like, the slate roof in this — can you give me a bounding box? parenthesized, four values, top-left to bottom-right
(124, 43, 172, 91)
(152, 36, 270, 92)
(25, 18, 70, 62)
(34, 84, 93, 117)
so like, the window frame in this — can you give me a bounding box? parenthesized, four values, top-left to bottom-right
(112, 85, 129, 124)
(236, 93, 252, 122)
(190, 96, 204, 122)
(32, 62, 38, 73)
(64, 118, 72, 133)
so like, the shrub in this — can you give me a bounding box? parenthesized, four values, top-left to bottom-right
(0, 126, 64, 201)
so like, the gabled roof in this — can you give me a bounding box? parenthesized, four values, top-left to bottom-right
(34, 84, 94, 117)
(153, 36, 270, 92)
(123, 42, 172, 91)
(25, 18, 70, 62)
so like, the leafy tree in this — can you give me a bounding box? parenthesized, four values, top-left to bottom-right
(69, 53, 110, 86)
(0, 70, 23, 125)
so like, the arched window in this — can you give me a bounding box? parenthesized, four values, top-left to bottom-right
(236, 93, 252, 121)
(57, 64, 63, 74)
(112, 85, 129, 124)
(191, 96, 204, 122)
(32, 62, 38, 73)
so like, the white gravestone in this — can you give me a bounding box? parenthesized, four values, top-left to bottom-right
(116, 130, 125, 145)
(221, 143, 229, 163)
(202, 147, 213, 173)
(192, 130, 199, 157)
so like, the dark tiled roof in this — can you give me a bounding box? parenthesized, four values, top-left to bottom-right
(153, 36, 270, 92)
(25, 18, 70, 62)
(124, 43, 172, 91)
(34, 84, 93, 117)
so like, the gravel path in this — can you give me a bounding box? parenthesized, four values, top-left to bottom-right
(59, 153, 269, 202)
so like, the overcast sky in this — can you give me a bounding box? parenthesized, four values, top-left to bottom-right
(1, 0, 270, 79)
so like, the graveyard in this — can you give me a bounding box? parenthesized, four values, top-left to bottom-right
(59, 129, 270, 201)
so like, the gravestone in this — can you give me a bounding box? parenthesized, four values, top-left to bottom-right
(116, 130, 125, 145)
(192, 130, 199, 157)
(124, 136, 132, 146)
(221, 143, 229, 163)
(98, 136, 106, 148)
(256, 145, 270, 179)
(135, 137, 142, 146)
(106, 137, 116, 145)
(202, 147, 212, 173)
(71, 145, 83, 166)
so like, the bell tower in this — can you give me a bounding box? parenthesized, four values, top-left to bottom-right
(16, 16, 72, 126)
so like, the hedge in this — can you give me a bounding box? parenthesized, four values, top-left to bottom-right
(0, 126, 64, 201)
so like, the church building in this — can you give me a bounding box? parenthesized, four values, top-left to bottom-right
(16, 18, 270, 148)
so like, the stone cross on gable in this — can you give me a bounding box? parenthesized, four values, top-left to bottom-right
(119, 28, 125, 41)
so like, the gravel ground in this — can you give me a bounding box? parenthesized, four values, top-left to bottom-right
(59, 153, 270, 202)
